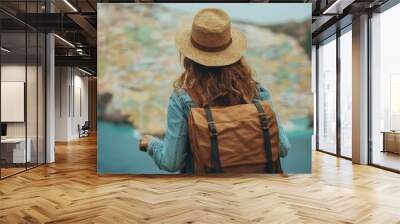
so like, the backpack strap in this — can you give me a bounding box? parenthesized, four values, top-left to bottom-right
(254, 83, 263, 101)
(204, 105, 222, 173)
(252, 99, 274, 173)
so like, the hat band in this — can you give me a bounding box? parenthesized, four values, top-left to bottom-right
(190, 36, 232, 52)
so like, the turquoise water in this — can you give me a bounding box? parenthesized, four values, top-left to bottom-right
(98, 121, 312, 174)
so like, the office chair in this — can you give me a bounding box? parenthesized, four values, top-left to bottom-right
(79, 121, 90, 138)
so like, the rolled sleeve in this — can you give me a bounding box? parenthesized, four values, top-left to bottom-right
(146, 92, 189, 172)
(147, 136, 163, 157)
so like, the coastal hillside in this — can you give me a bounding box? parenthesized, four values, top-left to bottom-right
(98, 4, 312, 134)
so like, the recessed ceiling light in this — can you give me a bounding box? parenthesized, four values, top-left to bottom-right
(78, 67, 93, 76)
(63, 0, 78, 12)
(322, 0, 354, 15)
(1, 47, 11, 53)
(54, 34, 75, 48)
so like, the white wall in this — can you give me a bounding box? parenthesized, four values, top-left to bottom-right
(55, 67, 69, 141)
(1, 63, 46, 164)
(54, 67, 89, 141)
(1, 65, 38, 138)
(72, 73, 89, 138)
(1, 65, 26, 140)
(1, 82, 25, 122)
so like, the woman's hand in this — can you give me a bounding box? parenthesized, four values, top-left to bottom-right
(139, 135, 153, 152)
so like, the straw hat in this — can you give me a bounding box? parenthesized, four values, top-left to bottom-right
(175, 8, 247, 67)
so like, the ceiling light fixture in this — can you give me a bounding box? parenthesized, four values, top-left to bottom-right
(54, 34, 75, 48)
(63, 0, 78, 12)
(1, 47, 11, 53)
(322, 0, 355, 15)
(76, 48, 85, 55)
(78, 67, 93, 76)
(323, 0, 343, 15)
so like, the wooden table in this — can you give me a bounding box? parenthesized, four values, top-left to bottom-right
(381, 131, 400, 154)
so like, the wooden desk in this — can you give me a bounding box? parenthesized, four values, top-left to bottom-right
(382, 131, 400, 154)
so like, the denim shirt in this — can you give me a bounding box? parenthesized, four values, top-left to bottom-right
(147, 86, 291, 173)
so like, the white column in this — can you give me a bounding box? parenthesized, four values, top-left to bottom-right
(46, 33, 55, 163)
(45, 1, 55, 163)
(352, 14, 369, 164)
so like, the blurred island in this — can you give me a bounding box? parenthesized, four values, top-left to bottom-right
(98, 4, 313, 134)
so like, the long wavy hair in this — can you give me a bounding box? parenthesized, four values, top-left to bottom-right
(174, 57, 257, 107)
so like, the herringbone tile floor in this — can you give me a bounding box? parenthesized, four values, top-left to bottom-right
(1, 135, 400, 223)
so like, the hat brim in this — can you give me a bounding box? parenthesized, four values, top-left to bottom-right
(175, 27, 247, 67)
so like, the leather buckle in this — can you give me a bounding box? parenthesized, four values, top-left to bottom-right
(259, 113, 269, 129)
(258, 112, 267, 117)
(207, 121, 218, 137)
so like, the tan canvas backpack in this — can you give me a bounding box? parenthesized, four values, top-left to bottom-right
(187, 88, 282, 174)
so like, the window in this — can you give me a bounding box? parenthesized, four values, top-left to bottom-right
(317, 35, 337, 154)
(0, 1, 47, 179)
(370, 3, 400, 171)
(339, 27, 352, 158)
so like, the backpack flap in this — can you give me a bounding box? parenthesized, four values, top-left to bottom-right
(188, 101, 280, 174)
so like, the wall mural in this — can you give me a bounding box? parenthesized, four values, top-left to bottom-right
(97, 3, 313, 174)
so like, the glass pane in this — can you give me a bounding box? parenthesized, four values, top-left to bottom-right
(318, 36, 337, 154)
(26, 0, 38, 168)
(340, 29, 352, 158)
(27, 30, 38, 169)
(371, 4, 400, 171)
(38, 32, 45, 165)
(1, 30, 27, 177)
